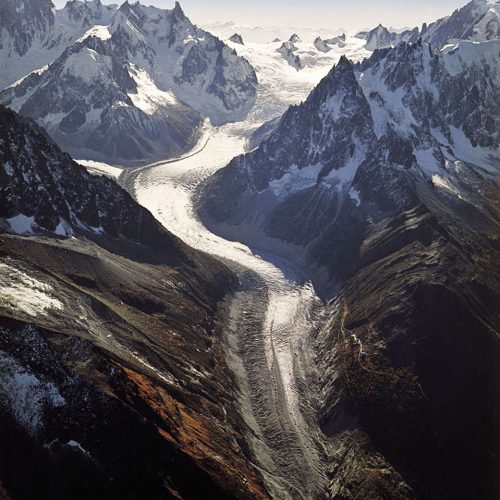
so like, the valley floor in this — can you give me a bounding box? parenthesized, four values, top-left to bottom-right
(85, 41, 370, 497)
(122, 120, 328, 498)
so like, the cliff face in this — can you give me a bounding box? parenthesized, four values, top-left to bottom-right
(315, 191, 500, 498)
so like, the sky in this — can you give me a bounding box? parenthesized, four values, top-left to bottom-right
(51, 0, 469, 31)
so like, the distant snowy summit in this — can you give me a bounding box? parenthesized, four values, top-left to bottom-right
(357, 0, 499, 50)
(314, 34, 346, 52)
(0, 0, 117, 89)
(0, 0, 258, 164)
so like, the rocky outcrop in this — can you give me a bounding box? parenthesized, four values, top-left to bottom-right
(363, 24, 394, 50)
(276, 41, 302, 70)
(314, 37, 332, 52)
(229, 33, 244, 45)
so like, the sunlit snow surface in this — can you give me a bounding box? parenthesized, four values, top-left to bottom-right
(0, 262, 63, 317)
(227, 35, 370, 122)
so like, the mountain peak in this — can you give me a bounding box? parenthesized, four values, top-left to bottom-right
(337, 54, 351, 66)
(173, 1, 185, 16)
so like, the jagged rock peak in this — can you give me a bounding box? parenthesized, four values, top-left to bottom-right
(277, 41, 302, 70)
(314, 37, 331, 52)
(229, 33, 244, 44)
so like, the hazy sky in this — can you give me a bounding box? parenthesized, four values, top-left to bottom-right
(52, 0, 468, 31)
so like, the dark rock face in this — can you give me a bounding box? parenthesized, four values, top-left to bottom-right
(229, 33, 244, 45)
(276, 41, 302, 69)
(0, 106, 268, 499)
(0, 0, 54, 57)
(315, 196, 500, 498)
(199, 37, 500, 497)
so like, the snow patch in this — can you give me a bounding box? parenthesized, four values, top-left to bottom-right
(268, 163, 323, 198)
(127, 65, 179, 115)
(432, 174, 463, 198)
(349, 187, 361, 205)
(0, 262, 63, 317)
(66, 440, 91, 457)
(0, 352, 65, 435)
(76, 25, 111, 43)
(6, 214, 36, 234)
(62, 47, 112, 81)
(77, 159, 123, 179)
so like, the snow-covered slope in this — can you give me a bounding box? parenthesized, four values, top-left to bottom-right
(107, 1, 257, 125)
(0, 0, 258, 163)
(363, 24, 395, 50)
(201, 38, 500, 287)
(0, 34, 202, 164)
(421, 0, 500, 46)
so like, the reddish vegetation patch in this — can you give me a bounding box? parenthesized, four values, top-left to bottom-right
(119, 365, 269, 499)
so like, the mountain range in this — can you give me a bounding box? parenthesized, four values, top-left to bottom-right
(199, 31, 500, 500)
(0, 0, 498, 498)
(0, 0, 258, 164)
(357, 0, 499, 50)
